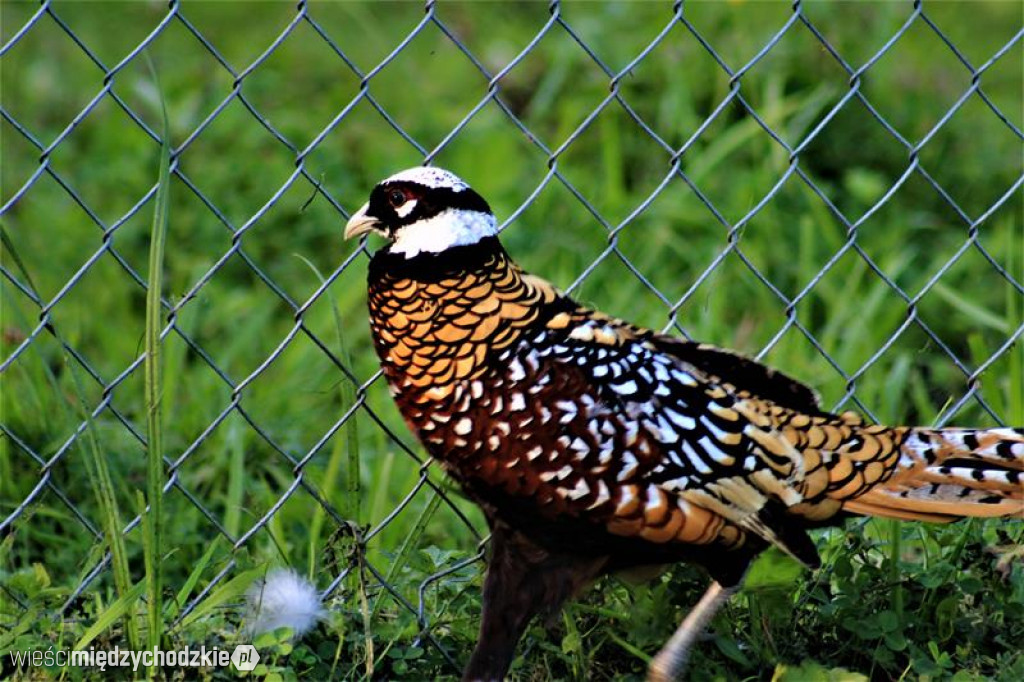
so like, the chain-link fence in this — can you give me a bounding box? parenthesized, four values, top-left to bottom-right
(2, 0, 1022, 677)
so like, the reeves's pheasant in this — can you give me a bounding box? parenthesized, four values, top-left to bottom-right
(344, 167, 1024, 682)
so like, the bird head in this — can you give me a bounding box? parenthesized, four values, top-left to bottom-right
(344, 167, 497, 258)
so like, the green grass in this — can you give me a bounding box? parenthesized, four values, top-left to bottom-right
(1, 2, 1022, 681)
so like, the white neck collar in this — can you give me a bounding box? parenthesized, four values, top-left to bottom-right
(388, 209, 497, 258)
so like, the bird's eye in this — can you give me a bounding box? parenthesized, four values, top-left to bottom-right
(388, 189, 407, 207)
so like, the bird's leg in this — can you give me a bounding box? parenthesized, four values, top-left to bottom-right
(462, 531, 539, 682)
(463, 523, 605, 682)
(647, 581, 738, 682)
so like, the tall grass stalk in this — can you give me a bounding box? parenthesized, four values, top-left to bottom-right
(297, 255, 361, 577)
(142, 57, 172, 667)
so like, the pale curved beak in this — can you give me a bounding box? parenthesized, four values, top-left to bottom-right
(344, 202, 382, 240)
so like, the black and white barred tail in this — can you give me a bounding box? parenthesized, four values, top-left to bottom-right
(844, 427, 1024, 522)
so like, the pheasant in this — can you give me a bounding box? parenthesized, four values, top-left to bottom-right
(344, 166, 1023, 681)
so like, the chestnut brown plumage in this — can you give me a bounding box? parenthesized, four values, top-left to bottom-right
(345, 167, 1024, 681)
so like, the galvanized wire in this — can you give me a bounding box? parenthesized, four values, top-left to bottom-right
(1, 0, 1021, 673)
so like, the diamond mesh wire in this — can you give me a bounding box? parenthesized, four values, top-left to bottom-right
(2, 0, 1022, 674)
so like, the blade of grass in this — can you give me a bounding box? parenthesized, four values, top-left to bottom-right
(137, 489, 157, 641)
(685, 83, 835, 185)
(888, 519, 903, 619)
(967, 334, 1002, 417)
(368, 448, 395, 533)
(357, 550, 374, 681)
(370, 489, 441, 620)
(174, 567, 265, 633)
(142, 53, 172, 667)
(224, 419, 245, 539)
(931, 282, 1011, 334)
(561, 608, 584, 680)
(74, 580, 147, 651)
(605, 629, 650, 664)
(164, 536, 223, 621)
(339, 532, 375, 681)
(1007, 218, 1022, 424)
(64, 359, 140, 650)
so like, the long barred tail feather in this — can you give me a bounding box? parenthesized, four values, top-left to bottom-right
(905, 427, 1024, 470)
(842, 427, 1024, 522)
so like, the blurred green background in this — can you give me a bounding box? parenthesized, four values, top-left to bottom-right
(2, 1, 1022, 680)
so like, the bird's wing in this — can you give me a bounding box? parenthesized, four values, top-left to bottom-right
(521, 302, 884, 566)
(651, 337, 825, 416)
